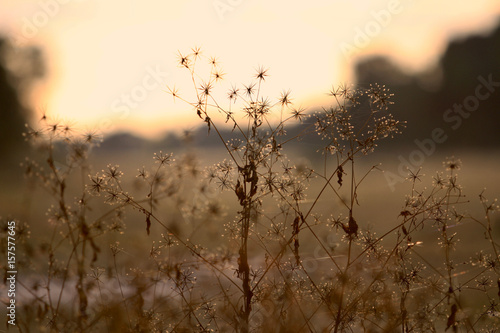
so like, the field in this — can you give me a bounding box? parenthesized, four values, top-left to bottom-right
(1, 52, 500, 332)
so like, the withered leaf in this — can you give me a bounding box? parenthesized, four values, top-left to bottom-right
(146, 214, 151, 236)
(337, 165, 344, 187)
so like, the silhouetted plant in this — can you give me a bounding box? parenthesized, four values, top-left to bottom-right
(3, 48, 499, 332)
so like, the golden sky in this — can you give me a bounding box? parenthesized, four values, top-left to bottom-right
(1, 0, 499, 138)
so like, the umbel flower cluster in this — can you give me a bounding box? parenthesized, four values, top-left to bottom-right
(3, 48, 499, 332)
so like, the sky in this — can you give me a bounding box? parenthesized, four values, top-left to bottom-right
(1, 0, 500, 139)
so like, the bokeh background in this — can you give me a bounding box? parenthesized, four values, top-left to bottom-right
(1, 3, 500, 330)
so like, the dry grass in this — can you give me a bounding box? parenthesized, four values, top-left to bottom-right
(2, 48, 499, 332)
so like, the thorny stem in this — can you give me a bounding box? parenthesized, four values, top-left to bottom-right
(333, 149, 356, 333)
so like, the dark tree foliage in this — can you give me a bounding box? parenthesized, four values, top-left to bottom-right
(0, 37, 44, 174)
(355, 20, 500, 149)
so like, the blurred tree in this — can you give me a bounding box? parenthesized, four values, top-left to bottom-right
(435, 23, 500, 147)
(0, 37, 45, 173)
(354, 19, 500, 149)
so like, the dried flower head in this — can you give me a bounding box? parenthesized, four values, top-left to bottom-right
(443, 156, 462, 171)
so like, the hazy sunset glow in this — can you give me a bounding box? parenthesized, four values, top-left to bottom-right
(1, 0, 499, 138)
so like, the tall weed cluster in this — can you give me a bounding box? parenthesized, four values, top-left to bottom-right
(2, 48, 499, 332)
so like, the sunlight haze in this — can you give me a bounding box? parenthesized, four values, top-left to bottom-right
(1, 0, 499, 138)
